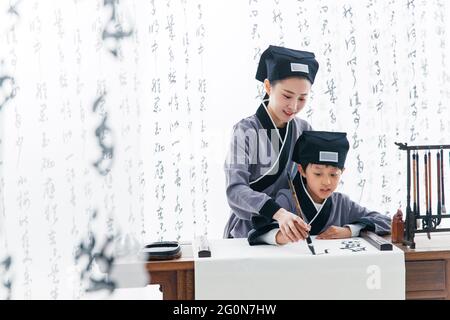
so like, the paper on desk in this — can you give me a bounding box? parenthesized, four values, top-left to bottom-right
(194, 237, 405, 300)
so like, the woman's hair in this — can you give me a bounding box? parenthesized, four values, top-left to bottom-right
(264, 76, 311, 101)
(268, 75, 311, 88)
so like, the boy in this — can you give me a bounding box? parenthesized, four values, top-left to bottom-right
(248, 131, 391, 245)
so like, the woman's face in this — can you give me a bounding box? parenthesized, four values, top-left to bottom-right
(264, 77, 311, 128)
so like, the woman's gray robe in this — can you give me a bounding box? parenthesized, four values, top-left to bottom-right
(224, 103, 312, 238)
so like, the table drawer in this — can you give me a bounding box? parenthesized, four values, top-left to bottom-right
(406, 260, 446, 292)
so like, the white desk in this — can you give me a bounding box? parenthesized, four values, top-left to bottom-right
(194, 237, 405, 300)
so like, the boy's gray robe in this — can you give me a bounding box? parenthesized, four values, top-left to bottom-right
(248, 175, 392, 245)
(224, 103, 312, 239)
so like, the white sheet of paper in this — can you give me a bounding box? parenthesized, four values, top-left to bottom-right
(194, 237, 405, 300)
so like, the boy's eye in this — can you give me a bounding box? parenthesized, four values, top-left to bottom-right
(283, 94, 291, 99)
(331, 173, 341, 177)
(314, 173, 321, 176)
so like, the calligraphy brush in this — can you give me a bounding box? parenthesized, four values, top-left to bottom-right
(441, 149, 446, 214)
(437, 151, 442, 225)
(428, 150, 432, 237)
(286, 172, 316, 255)
(412, 153, 417, 219)
(428, 151, 432, 209)
(425, 153, 430, 239)
(416, 151, 421, 228)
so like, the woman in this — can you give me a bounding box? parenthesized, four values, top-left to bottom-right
(224, 45, 319, 241)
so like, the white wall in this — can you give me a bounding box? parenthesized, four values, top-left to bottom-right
(0, 0, 449, 299)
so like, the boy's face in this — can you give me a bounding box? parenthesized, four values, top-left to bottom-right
(299, 164, 343, 203)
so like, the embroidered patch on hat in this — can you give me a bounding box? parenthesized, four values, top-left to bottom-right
(319, 151, 338, 163)
(290, 62, 309, 73)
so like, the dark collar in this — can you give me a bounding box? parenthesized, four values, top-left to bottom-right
(250, 103, 293, 192)
(255, 103, 285, 144)
(293, 174, 332, 235)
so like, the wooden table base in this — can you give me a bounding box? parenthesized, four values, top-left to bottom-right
(144, 235, 450, 300)
(146, 245, 195, 300)
(150, 269, 194, 300)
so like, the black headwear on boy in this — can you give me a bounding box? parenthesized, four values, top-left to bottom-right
(292, 131, 349, 169)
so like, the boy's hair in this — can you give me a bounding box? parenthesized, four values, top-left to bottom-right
(299, 162, 343, 172)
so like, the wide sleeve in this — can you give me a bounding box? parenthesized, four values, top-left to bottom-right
(247, 189, 296, 245)
(224, 122, 281, 221)
(340, 194, 392, 235)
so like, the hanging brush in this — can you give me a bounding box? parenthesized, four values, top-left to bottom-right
(428, 150, 432, 237)
(441, 149, 446, 214)
(416, 151, 420, 228)
(424, 152, 430, 239)
(437, 151, 442, 225)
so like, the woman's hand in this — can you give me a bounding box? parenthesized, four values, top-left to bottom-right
(273, 208, 310, 243)
(316, 226, 351, 239)
(275, 230, 290, 245)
